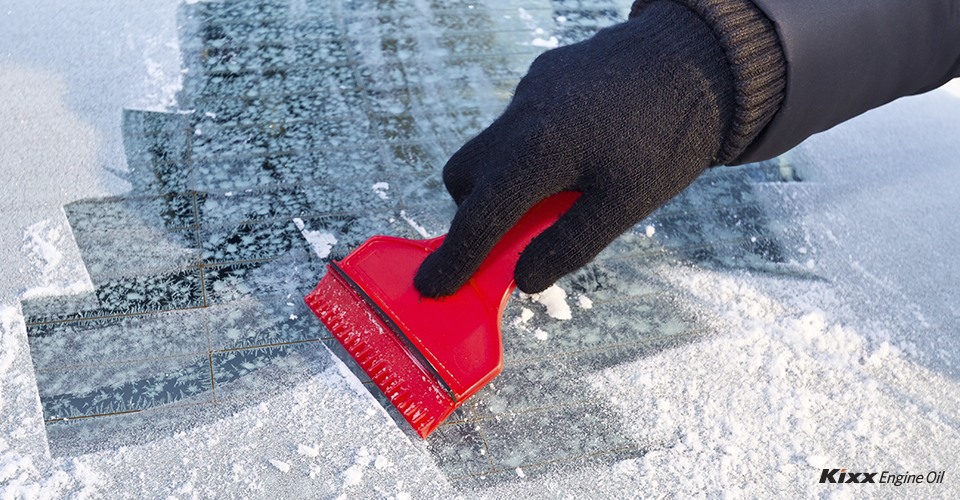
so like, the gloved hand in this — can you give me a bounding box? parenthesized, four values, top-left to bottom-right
(414, 0, 773, 297)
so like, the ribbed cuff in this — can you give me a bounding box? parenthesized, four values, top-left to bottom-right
(631, 0, 786, 165)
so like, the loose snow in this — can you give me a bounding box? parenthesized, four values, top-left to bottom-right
(517, 6, 560, 49)
(20, 215, 94, 299)
(531, 37, 559, 49)
(342, 465, 363, 487)
(577, 295, 593, 309)
(269, 459, 290, 473)
(298, 444, 319, 458)
(372, 182, 390, 200)
(293, 218, 338, 259)
(519, 307, 534, 323)
(527, 284, 572, 320)
(400, 210, 431, 238)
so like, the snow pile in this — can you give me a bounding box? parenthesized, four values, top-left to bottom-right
(594, 271, 960, 498)
(0, 305, 104, 498)
(472, 270, 960, 498)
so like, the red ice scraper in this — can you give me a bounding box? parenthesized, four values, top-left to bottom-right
(305, 191, 580, 438)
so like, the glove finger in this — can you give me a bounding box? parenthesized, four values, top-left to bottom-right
(514, 192, 645, 294)
(414, 173, 548, 297)
(441, 126, 500, 206)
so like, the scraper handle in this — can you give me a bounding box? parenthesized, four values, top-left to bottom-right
(465, 191, 581, 312)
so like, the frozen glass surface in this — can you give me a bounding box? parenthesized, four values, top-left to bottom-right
(480, 400, 633, 470)
(211, 341, 333, 401)
(74, 228, 200, 277)
(426, 421, 492, 478)
(27, 308, 208, 370)
(206, 300, 324, 350)
(22, 0, 811, 484)
(37, 354, 213, 420)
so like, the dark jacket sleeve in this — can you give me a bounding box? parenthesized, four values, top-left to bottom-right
(736, 0, 960, 164)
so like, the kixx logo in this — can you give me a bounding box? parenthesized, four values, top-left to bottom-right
(819, 468, 946, 485)
(819, 469, 877, 484)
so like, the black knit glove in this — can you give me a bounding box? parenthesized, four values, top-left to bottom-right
(414, 0, 785, 297)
